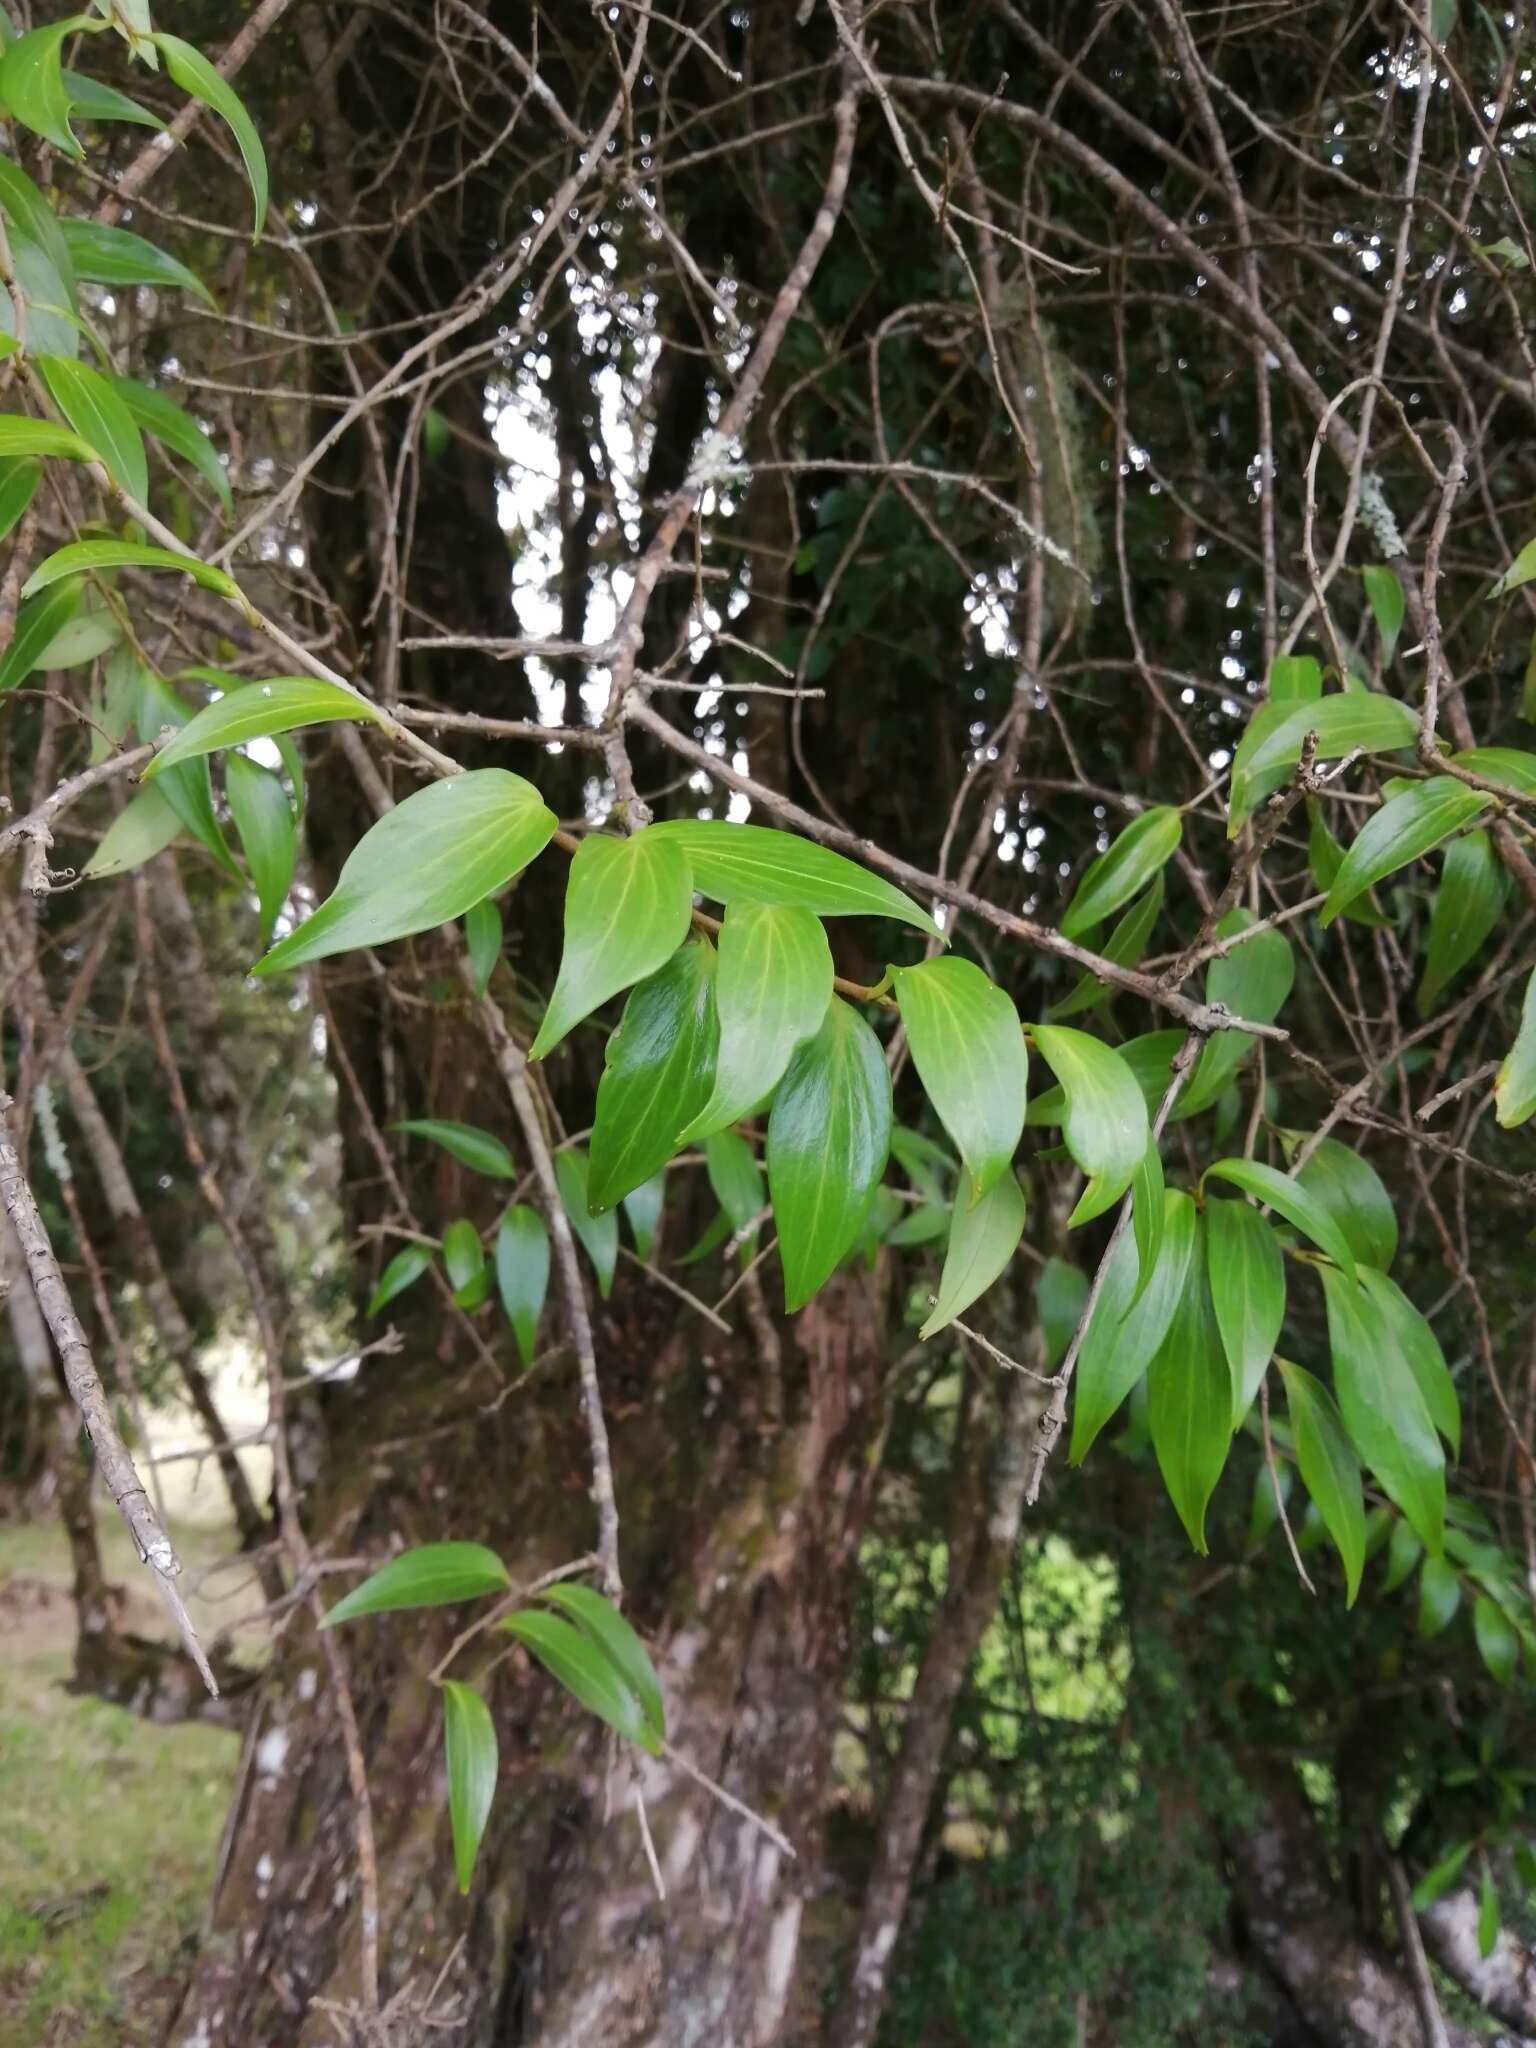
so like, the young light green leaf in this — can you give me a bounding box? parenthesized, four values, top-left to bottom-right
(225, 753, 295, 948)
(37, 354, 146, 498)
(152, 33, 268, 235)
(1038, 1256, 1089, 1370)
(1321, 779, 1493, 926)
(1207, 1198, 1286, 1425)
(1147, 1220, 1232, 1553)
(441, 1682, 497, 1895)
(1030, 1024, 1149, 1227)
(1383, 1516, 1423, 1594)
(35, 589, 119, 670)
(622, 1173, 665, 1263)
(1319, 1265, 1444, 1554)
(496, 1204, 549, 1366)
(1495, 967, 1536, 1129)
(1173, 913, 1294, 1121)
(0, 226, 79, 359)
(0, 579, 80, 693)
(80, 784, 182, 877)
(1269, 654, 1322, 702)
(530, 831, 694, 1060)
(1362, 565, 1405, 662)
(1049, 874, 1164, 1021)
(919, 1168, 1026, 1339)
(21, 538, 241, 604)
(889, 1124, 955, 1204)
(147, 675, 381, 774)
(588, 939, 718, 1211)
(1277, 1360, 1365, 1605)
(391, 1120, 516, 1180)
(1418, 831, 1507, 1012)
(442, 1218, 487, 1306)
(1059, 806, 1182, 940)
(0, 457, 39, 547)
(114, 377, 232, 518)
(1412, 1841, 1473, 1912)
(60, 220, 214, 307)
(648, 818, 942, 940)
(554, 1147, 618, 1299)
(366, 1241, 433, 1318)
(501, 1608, 657, 1751)
(1228, 692, 1418, 832)
(1295, 1137, 1397, 1271)
(1417, 1554, 1461, 1637)
(705, 1127, 764, 1254)
(464, 896, 501, 995)
(1475, 1595, 1518, 1685)
(0, 17, 94, 157)
(886, 1202, 949, 1247)
(1203, 1157, 1358, 1284)
(258, 770, 555, 975)
(539, 1583, 665, 1749)
(321, 1542, 510, 1627)
(676, 902, 831, 1143)
(891, 956, 1026, 1204)
(1069, 1190, 1198, 1461)
(0, 416, 95, 463)
(768, 997, 893, 1312)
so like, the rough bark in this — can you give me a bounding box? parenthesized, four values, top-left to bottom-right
(1421, 1884, 1536, 2035)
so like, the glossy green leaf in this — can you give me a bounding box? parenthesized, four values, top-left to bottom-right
(0, 17, 94, 157)
(1362, 565, 1404, 662)
(1049, 874, 1164, 1021)
(1030, 1024, 1149, 1227)
(648, 818, 941, 940)
(496, 1205, 549, 1366)
(1417, 1554, 1461, 1638)
(768, 998, 892, 1311)
(321, 1542, 510, 1627)
(1319, 1265, 1444, 1553)
(80, 784, 181, 877)
(1069, 1190, 1198, 1461)
(146, 675, 382, 774)
(1383, 1517, 1423, 1594)
(676, 902, 829, 1143)
(1418, 831, 1507, 1011)
(539, 1584, 665, 1749)
(1294, 1137, 1397, 1271)
(0, 416, 94, 463)
(892, 956, 1026, 1204)
(589, 940, 718, 1211)
(1147, 1219, 1232, 1553)
(1203, 1157, 1358, 1284)
(38, 354, 146, 498)
(1173, 913, 1294, 1120)
(22, 538, 241, 604)
(919, 1169, 1026, 1339)
(464, 896, 501, 995)
(1228, 692, 1418, 832)
(225, 754, 295, 948)
(441, 1682, 497, 1894)
(1412, 1841, 1473, 1911)
(391, 1120, 516, 1180)
(1269, 654, 1322, 702)
(1307, 802, 1391, 928)
(1475, 1595, 1518, 1685)
(1038, 1257, 1089, 1371)
(60, 219, 213, 307)
(0, 155, 75, 295)
(1207, 1198, 1286, 1425)
(554, 1148, 618, 1299)
(530, 831, 694, 1059)
(152, 33, 268, 235)
(622, 1173, 665, 1262)
(1059, 806, 1182, 940)
(1278, 1361, 1364, 1603)
(442, 1218, 486, 1306)
(1130, 1138, 1165, 1305)
(366, 1241, 433, 1318)
(0, 457, 39, 547)
(1495, 967, 1536, 1128)
(0, 578, 80, 693)
(1321, 779, 1493, 926)
(114, 377, 233, 518)
(1446, 746, 1536, 794)
(501, 1608, 657, 1752)
(258, 770, 555, 975)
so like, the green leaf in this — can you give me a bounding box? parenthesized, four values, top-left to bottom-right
(1419, 831, 1508, 1012)
(22, 537, 241, 604)
(1321, 780, 1493, 926)
(886, 1202, 948, 1247)
(440, 1682, 497, 1895)
(132, 671, 239, 878)
(442, 1218, 486, 1306)
(1491, 536, 1536, 598)
(0, 18, 94, 157)
(889, 1124, 955, 1204)
(1203, 1157, 1359, 1284)
(1412, 1841, 1473, 1911)
(1130, 1138, 1165, 1304)
(1147, 1220, 1232, 1553)
(1069, 1190, 1199, 1461)
(464, 896, 501, 996)
(1475, 1595, 1518, 1685)
(530, 831, 694, 1060)
(622, 1173, 665, 1262)
(539, 1584, 665, 1749)
(0, 155, 75, 295)
(891, 957, 1026, 1204)
(1039, 1257, 1089, 1371)
(0, 457, 39, 546)
(391, 1120, 516, 1180)
(1294, 1137, 1397, 1271)
(225, 753, 295, 949)
(113, 377, 232, 518)
(1278, 1360, 1365, 1604)
(1269, 654, 1322, 702)
(1049, 874, 1164, 1021)
(80, 784, 181, 877)
(705, 1128, 764, 1246)
(588, 939, 718, 1211)
(0, 578, 80, 693)
(0, 226, 80, 358)
(146, 675, 381, 774)
(1228, 692, 1419, 832)
(768, 998, 893, 1311)
(648, 818, 941, 940)
(1362, 566, 1405, 662)
(321, 1542, 510, 1626)
(60, 220, 213, 308)
(258, 770, 555, 976)
(1478, 1859, 1501, 1957)
(63, 68, 162, 128)
(151, 33, 268, 236)
(676, 902, 830, 1143)
(496, 1205, 549, 1365)
(1384, 1517, 1423, 1594)
(1353, 1272, 1460, 1454)
(501, 1608, 657, 1751)
(1417, 1554, 1461, 1637)
(34, 588, 119, 670)
(1059, 806, 1182, 940)
(1447, 745, 1536, 794)
(37, 354, 146, 498)
(1319, 1266, 1445, 1553)
(1308, 802, 1391, 928)
(366, 1242, 433, 1318)
(919, 1169, 1026, 1339)
(554, 1148, 618, 1299)
(0, 416, 94, 463)
(1495, 968, 1536, 1128)
(1207, 1198, 1286, 1425)
(1173, 914, 1295, 1120)
(1030, 1025, 1150, 1227)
